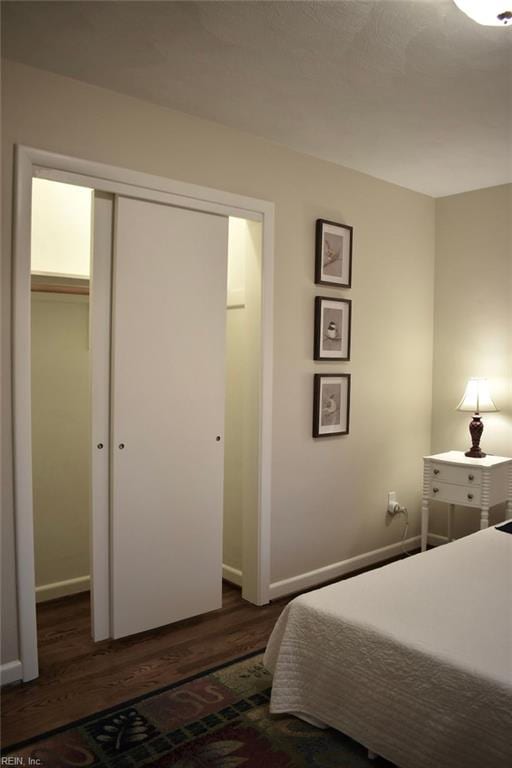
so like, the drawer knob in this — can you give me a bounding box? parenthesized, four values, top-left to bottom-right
(433, 487, 439, 493)
(433, 468, 440, 475)
(467, 493, 474, 500)
(468, 474, 474, 481)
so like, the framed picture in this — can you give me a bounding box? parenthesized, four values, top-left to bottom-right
(313, 373, 351, 437)
(315, 219, 353, 288)
(314, 296, 352, 361)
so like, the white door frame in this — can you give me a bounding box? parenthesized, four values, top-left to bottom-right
(12, 144, 274, 681)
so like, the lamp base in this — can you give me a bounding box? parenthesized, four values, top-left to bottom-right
(465, 447, 486, 459)
(465, 413, 485, 459)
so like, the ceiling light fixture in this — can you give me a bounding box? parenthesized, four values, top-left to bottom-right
(453, 0, 512, 26)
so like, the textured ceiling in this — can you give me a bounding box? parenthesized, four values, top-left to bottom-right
(2, 1, 511, 196)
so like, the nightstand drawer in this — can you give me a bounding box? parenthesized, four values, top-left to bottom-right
(430, 463, 481, 487)
(430, 481, 481, 506)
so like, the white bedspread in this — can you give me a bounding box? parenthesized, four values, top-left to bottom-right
(264, 526, 512, 768)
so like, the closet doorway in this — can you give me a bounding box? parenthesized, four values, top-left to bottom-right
(13, 146, 274, 681)
(30, 179, 92, 615)
(223, 218, 262, 594)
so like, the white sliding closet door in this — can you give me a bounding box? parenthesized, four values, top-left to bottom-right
(111, 196, 228, 638)
(90, 191, 114, 641)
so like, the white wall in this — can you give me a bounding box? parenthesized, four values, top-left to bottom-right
(31, 178, 92, 278)
(431, 184, 512, 536)
(31, 293, 91, 601)
(1, 60, 436, 666)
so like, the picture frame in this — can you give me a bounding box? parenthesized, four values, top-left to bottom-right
(315, 219, 353, 288)
(314, 296, 352, 361)
(313, 373, 351, 438)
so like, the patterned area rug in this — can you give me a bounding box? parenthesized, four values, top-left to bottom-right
(6, 652, 392, 767)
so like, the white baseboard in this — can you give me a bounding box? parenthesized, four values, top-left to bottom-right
(222, 564, 243, 587)
(269, 535, 421, 600)
(36, 574, 90, 603)
(427, 533, 449, 546)
(1, 659, 23, 686)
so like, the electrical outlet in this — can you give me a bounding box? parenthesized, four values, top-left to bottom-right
(387, 491, 398, 515)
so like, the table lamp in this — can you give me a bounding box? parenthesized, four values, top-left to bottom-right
(456, 378, 498, 458)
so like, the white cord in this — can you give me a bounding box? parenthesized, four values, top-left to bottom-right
(389, 504, 412, 557)
(399, 508, 411, 557)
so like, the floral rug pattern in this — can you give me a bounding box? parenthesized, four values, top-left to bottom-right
(5, 653, 392, 767)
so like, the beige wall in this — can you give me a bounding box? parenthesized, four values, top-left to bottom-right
(31, 293, 90, 599)
(431, 185, 512, 536)
(31, 179, 92, 278)
(1, 60, 436, 665)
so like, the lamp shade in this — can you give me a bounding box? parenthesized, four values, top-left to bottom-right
(456, 378, 498, 413)
(453, 0, 512, 26)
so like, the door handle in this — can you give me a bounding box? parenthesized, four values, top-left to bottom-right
(97, 443, 104, 450)
(119, 443, 125, 450)
(216, 436, 221, 442)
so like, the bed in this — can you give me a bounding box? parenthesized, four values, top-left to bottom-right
(264, 525, 512, 768)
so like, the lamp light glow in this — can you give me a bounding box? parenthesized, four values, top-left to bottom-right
(453, 0, 512, 26)
(456, 378, 498, 413)
(456, 378, 498, 458)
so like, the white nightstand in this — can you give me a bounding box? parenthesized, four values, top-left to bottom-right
(421, 451, 512, 551)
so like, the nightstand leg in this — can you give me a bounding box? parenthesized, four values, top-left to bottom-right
(480, 470, 490, 530)
(421, 498, 429, 552)
(448, 504, 454, 542)
(507, 466, 512, 520)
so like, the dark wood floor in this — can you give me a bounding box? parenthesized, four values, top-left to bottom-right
(1, 582, 289, 748)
